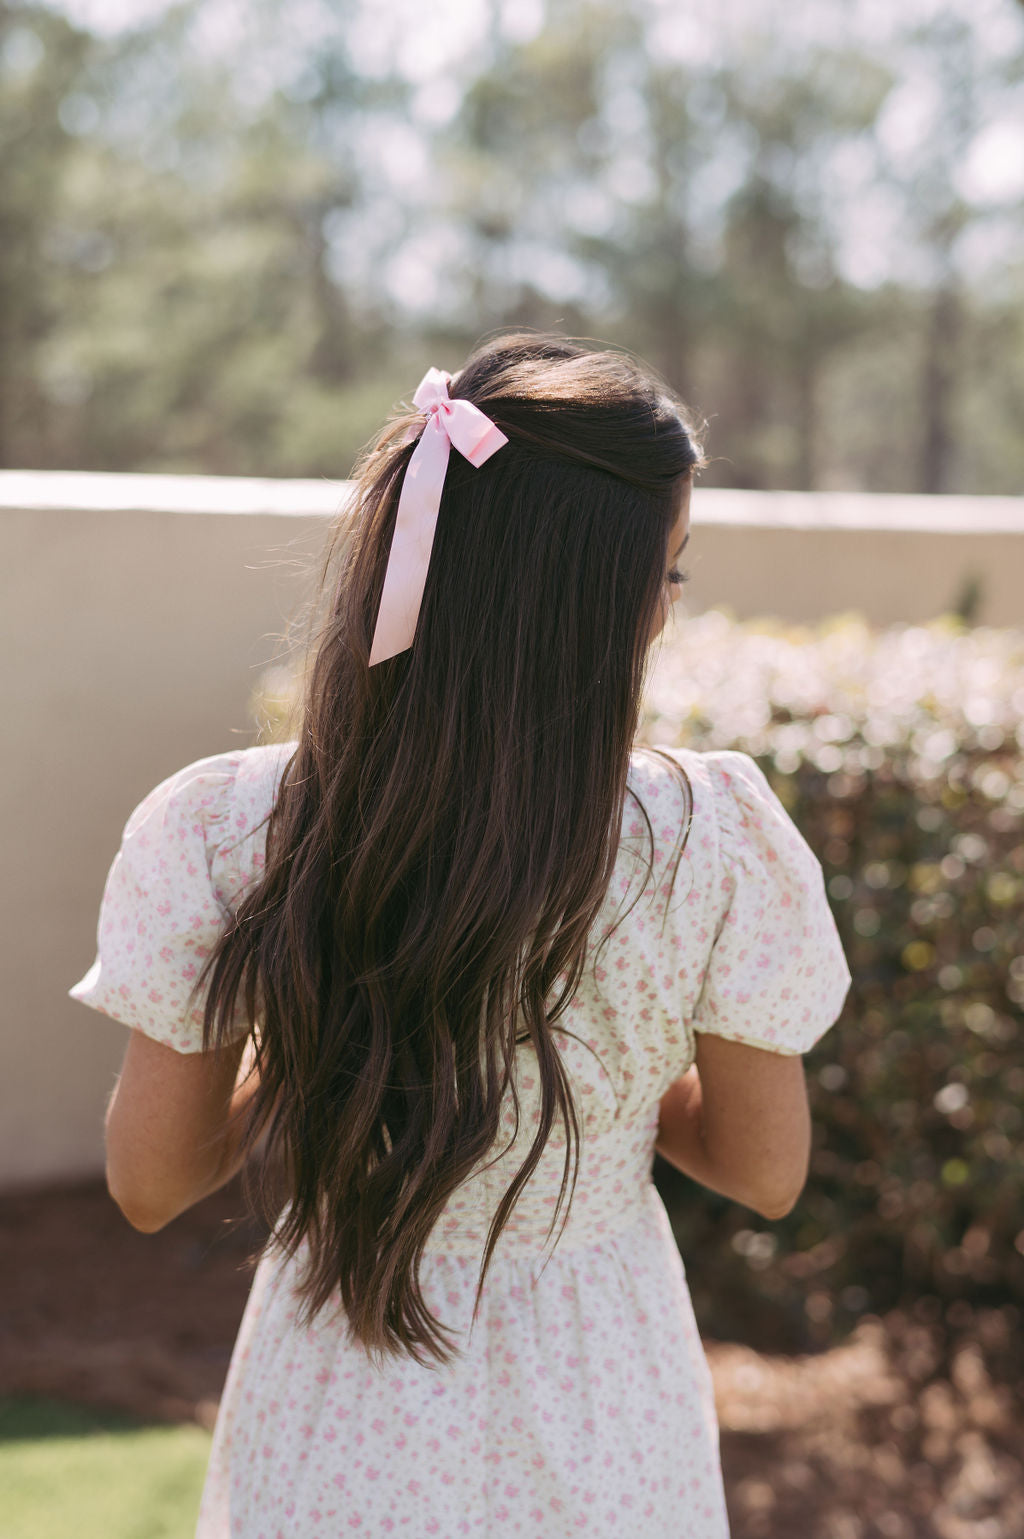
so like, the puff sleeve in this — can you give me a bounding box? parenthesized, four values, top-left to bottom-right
(68, 752, 259, 1054)
(692, 750, 852, 1055)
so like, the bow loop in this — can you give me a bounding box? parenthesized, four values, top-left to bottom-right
(412, 369, 507, 468)
(369, 367, 509, 666)
(411, 367, 454, 416)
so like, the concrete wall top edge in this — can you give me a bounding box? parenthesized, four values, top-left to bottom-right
(1, 471, 1023, 532)
(0, 469, 352, 517)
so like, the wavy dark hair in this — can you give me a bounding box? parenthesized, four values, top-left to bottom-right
(196, 333, 703, 1368)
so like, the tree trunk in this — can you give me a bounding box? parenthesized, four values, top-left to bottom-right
(794, 348, 817, 491)
(307, 207, 354, 385)
(920, 284, 960, 494)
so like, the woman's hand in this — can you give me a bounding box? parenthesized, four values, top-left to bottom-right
(655, 1035, 811, 1220)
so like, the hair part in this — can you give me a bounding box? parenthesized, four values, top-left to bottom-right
(196, 332, 702, 1368)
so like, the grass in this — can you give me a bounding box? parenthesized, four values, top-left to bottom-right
(0, 1398, 211, 1539)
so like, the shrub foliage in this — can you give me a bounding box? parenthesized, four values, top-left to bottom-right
(642, 609, 1024, 1351)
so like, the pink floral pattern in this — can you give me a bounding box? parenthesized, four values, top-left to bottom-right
(70, 742, 852, 1538)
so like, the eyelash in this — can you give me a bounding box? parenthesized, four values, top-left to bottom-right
(667, 567, 691, 586)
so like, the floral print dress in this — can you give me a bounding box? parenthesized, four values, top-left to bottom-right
(69, 742, 852, 1538)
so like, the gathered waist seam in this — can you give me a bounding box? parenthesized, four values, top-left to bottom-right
(421, 1179, 659, 1261)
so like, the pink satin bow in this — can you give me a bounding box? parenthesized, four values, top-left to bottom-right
(368, 367, 509, 667)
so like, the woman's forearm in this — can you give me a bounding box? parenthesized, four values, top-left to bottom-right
(194, 1053, 263, 1200)
(655, 1066, 723, 1191)
(654, 1063, 795, 1217)
(656, 1040, 811, 1220)
(106, 1033, 264, 1232)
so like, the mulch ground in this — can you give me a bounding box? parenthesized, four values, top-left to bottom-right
(2, 1178, 1022, 1539)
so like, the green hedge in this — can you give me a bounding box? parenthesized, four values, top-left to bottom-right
(643, 609, 1024, 1352)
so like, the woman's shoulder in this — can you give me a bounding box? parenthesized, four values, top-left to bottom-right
(626, 742, 748, 822)
(623, 744, 851, 1055)
(115, 740, 297, 912)
(628, 744, 778, 824)
(216, 739, 298, 825)
(67, 740, 298, 1050)
(644, 744, 834, 931)
(623, 744, 800, 894)
(127, 740, 297, 837)
(171, 738, 297, 794)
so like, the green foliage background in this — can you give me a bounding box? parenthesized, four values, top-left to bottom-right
(3, 0, 1024, 492)
(640, 610, 1024, 1351)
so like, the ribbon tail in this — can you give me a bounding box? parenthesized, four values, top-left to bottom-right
(445, 400, 509, 467)
(369, 414, 451, 666)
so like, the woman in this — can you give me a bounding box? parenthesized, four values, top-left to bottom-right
(71, 332, 852, 1536)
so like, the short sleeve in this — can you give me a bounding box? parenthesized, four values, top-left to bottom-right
(692, 750, 852, 1055)
(68, 752, 257, 1054)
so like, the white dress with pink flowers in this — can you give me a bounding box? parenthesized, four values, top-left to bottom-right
(70, 741, 851, 1538)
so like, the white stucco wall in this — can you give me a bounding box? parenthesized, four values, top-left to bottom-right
(3, 472, 1022, 1189)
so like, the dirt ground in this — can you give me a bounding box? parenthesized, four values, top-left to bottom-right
(2, 1178, 1022, 1539)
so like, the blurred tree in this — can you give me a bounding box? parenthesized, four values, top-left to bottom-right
(0, 2, 92, 466)
(709, 42, 891, 489)
(889, 15, 975, 494)
(443, 2, 618, 344)
(870, 7, 1024, 493)
(2, 0, 1022, 490)
(444, 5, 895, 490)
(20, 0, 417, 473)
(3, 0, 506, 473)
(445, 2, 712, 409)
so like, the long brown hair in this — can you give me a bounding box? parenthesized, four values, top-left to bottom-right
(197, 333, 702, 1368)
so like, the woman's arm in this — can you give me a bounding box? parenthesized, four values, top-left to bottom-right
(655, 1035, 811, 1220)
(105, 1030, 261, 1232)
